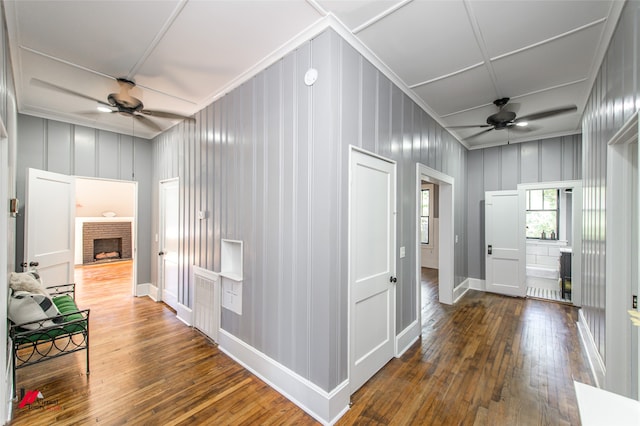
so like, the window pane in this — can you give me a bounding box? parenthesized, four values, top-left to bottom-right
(526, 211, 557, 238)
(421, 217, 429, 244)
(543, 189, 557, 209)
(529, 189, 543, 210)
(421, 189, 430, 217)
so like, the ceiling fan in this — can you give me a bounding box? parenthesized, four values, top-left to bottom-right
(448, 98, 577, 140)
(31, 77, 194, 132)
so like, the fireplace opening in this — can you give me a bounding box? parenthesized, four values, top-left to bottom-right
(93, 237, 122, 262)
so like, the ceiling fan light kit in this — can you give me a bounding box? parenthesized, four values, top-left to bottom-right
(448, 97, 577, 141)
(32, 76, 194, 131)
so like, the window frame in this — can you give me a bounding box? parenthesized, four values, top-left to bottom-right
(420, 187, 431, 245)
(525, 188, 560, 240)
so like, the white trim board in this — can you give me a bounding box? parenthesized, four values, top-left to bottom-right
(218, 330, 350, 425)
(577, 310, 605, 389)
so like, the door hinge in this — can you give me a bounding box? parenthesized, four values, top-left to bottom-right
(633, 295, 638, 310)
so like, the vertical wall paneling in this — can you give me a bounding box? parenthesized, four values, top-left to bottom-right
(74, 126, 96, 178)
(152, 27, 469, 394)
(580, 0, 640, 382)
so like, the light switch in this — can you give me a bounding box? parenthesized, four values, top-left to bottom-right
(400, 246, 406, 258)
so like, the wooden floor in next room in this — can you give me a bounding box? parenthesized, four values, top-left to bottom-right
(10, 263, 593, 425)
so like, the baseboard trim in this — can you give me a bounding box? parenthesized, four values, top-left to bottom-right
(136, 283, 150, 297)
(218, 329, 350, 425)
(146, 284, 159, 302)
(396, 320, 420, 357)
(467, 278, 485, 291)
(577, 309, 605, 388)
(176, 303, 192, 326)
(453, 279, 470, 303)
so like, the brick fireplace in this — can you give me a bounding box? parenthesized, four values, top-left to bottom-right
(82, 222, 132, 264)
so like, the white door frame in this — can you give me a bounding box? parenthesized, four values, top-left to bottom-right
(415, 163, 455, 307)
(517, 180, 583, 306)
(605, 111, 639, 398)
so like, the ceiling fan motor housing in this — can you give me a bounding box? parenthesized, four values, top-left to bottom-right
(486, 110, 516, 129)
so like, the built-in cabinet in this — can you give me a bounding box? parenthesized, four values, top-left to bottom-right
(220, 239, 243, 315)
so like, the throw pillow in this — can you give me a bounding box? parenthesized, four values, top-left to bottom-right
(8, 291, 63, 330)
(9, 271, 49, 296)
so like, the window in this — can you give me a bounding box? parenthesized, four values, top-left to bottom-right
(421, 189, 430, 244)
(526, 189, 559, 239)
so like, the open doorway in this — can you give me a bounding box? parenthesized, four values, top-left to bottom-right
(517, 181, 582, 306)
(74, 177, 137, 296)
(419, 181, 439, 306)
(415, 163, 455, 312)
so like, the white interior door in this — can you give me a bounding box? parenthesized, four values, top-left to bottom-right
(350, 149, 396, 394)
(24, 168, 75, 285)
(485, 190, 525, 297)
(159, 178, 179, 311)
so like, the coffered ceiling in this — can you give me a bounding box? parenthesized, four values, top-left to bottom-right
(3, 0, 624, 148)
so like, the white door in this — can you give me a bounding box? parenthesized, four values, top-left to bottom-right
(159, 179, 179, 311)
(350, 149, 396, 393)
(485, 190, 526, 297)
(24, 168, 75, 285)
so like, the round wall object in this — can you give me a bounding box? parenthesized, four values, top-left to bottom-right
(304, 68, 318, 86)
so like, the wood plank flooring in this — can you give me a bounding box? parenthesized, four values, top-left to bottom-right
(10, 264, 593, 425)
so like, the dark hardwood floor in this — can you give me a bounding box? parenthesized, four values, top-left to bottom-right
(10, 264, 593, 425)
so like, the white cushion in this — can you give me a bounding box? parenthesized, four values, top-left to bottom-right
(8, 291, 62, 330)
(9, 271, 49, 296)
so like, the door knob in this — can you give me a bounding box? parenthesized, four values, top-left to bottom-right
(487, 245, 492, 255)
(29, 261, 39, 267)
(158, 251, 165, 256)
(389, 276, 397, 283)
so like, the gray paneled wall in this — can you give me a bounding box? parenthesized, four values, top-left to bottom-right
(581, 0, 640, 367)
(466, 135, 582, 279)
(15, 114, 153, 284)
(152, 28, 468, 393)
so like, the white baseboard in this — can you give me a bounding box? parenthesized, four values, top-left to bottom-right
(176, 303, 192, 326)
(396, 319, 420, 357)
(136, 283, 150, 297)
(218, 329, 350, 425)
(468, 278, 485, 291)
(146, 284, 159, 302)
(453, 278, 470, 303)
(577, 309, 605, 388)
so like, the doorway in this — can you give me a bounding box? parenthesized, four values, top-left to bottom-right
(419, 180, 439, 306)
(605, 111, 639, 399)
(349, 148, 396, 394)
(517, 181, 582, 306)
(74, 177, 137, 296)
(416, 164, 455, 307)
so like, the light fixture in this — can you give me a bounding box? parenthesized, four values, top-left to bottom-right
(515, 121, 528, 127)
(96, 104, 112, 113)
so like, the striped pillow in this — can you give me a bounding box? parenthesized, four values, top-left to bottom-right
(8, 291, 62, 330)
